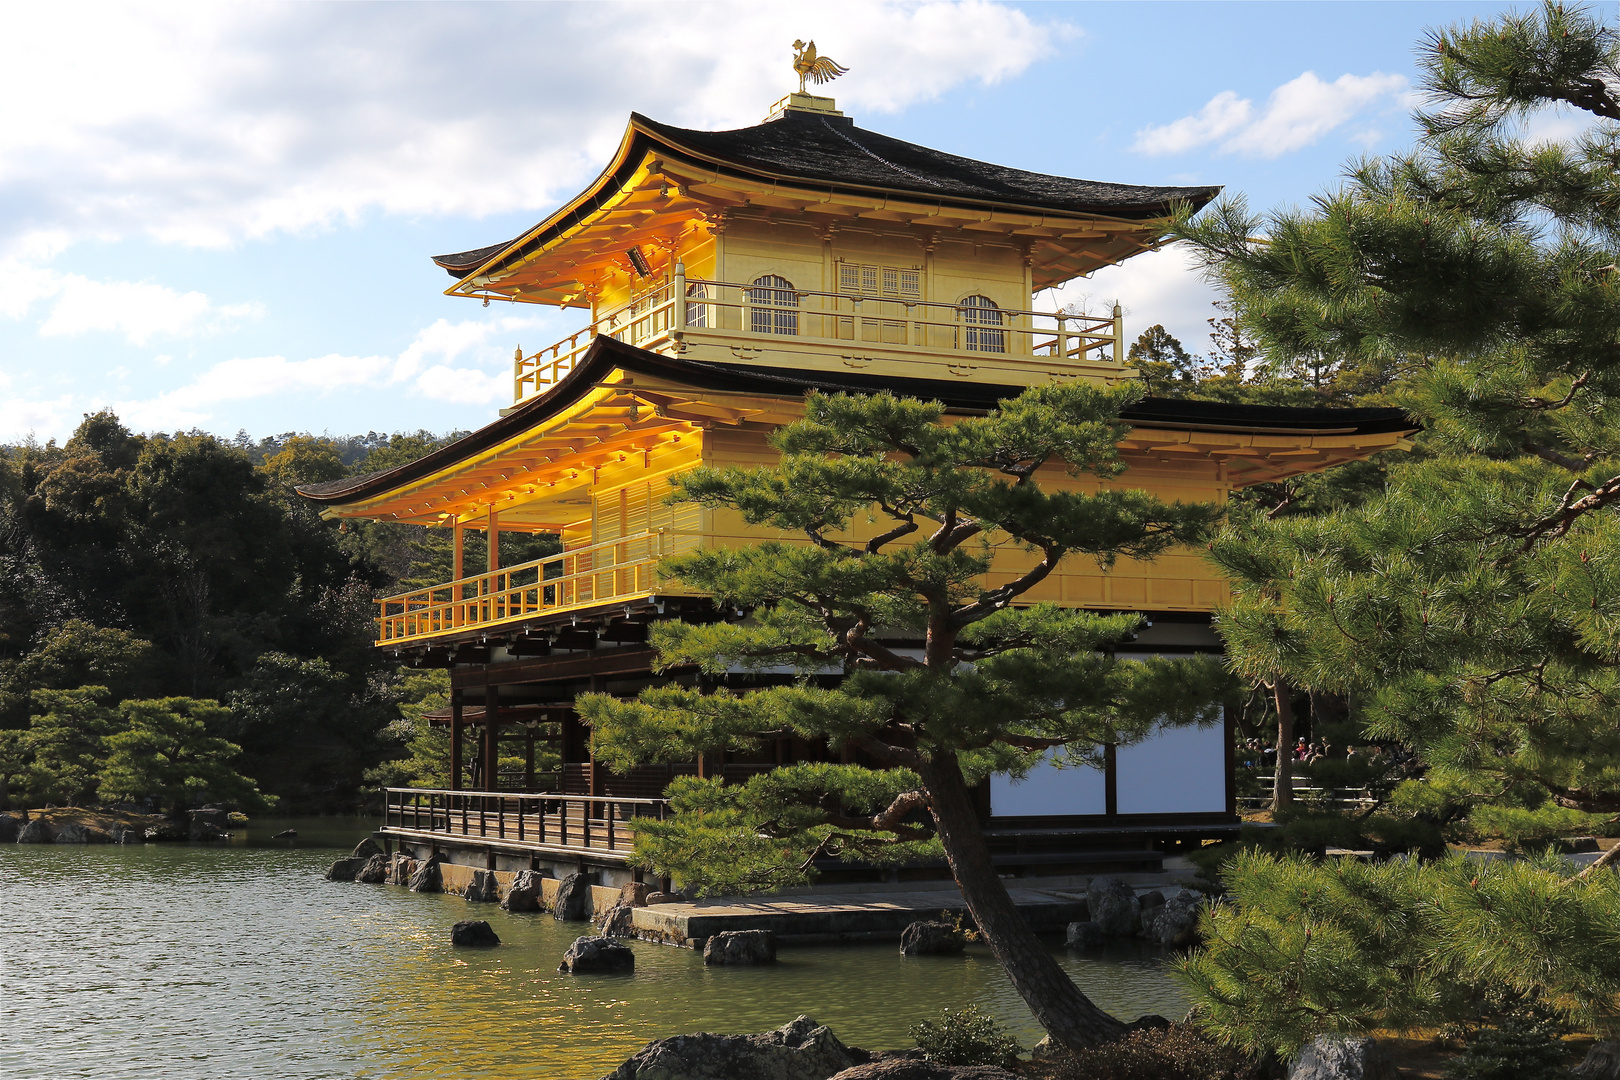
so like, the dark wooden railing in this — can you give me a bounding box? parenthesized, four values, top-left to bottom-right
(382, 787, 668, 853)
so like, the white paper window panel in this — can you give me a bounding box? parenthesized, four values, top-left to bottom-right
(1115, 720, 1226, 814)
(990, 754, 1106, 817)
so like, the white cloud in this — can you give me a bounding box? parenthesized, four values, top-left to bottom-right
(36, 275, 263, 346)
(1042, 245, 1221, 360)
(1133, 71, 1410, 159)
(106, 315, 545, 432)
(0, 2, 1063, 251)
(1130, 91, 1252, 157)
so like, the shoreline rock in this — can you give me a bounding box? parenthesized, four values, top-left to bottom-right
(600, 1014, 856, 1080)
(501, 868, 549, 912)
(552, 871, 592, 921)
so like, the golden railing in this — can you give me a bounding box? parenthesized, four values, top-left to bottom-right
(512, 265, 1124, 403)
(376, 529, 670, 645)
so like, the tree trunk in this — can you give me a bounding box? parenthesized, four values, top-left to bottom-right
(918, 751, 1128, 1051)
(1272, 678, 1294, 812)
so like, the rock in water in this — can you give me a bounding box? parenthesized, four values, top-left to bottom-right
(464, 869, 499, 902)
(1086, 876, 1140, 937)
(386, 853, 416, 885)
(451, 920, 500, 947)
(552, 872, 592, 921)
(16, 819, 53, 844)
(1142, 888, 1204, 948)
(703, 930, 776, 966)
(0, 813, 22, 843)
(1137, 889, 1166, 913)
(1065, 921, 1108, 949)
(144, 822, 187, 842)
(355, 854, 389, 884)
(899, 920, 966, 956)
(560, 935, 635, 974)
(325, 857, 368, 881)
(594, 900, 636, 939)
(827, 1064, 1019, 1080)
(351, 837, 384, 861)
(109, 825, 142, 844)
(600, 1014, 855, 1080)
(1289, 1036, 1396, 1080)
(408, 855, 444, 893)
(501, 868, 548, 912)
(54, 823, 111, 844)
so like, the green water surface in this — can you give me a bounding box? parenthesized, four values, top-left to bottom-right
(0, 817, 1187, 1079)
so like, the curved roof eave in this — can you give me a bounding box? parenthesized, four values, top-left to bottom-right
(297, 335, 1417, 508)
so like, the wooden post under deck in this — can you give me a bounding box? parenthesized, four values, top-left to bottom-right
(525, 729, 535, 791)
(449, 688, 464, 791)
(484, 682, 499, 792)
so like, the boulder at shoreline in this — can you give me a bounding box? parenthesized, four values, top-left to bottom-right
(600, 1014, 856, 1080)
(703, 929, 777, 965)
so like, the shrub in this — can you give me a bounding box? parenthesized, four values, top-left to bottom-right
(1444, 1005, 1573, 1080)
(1046, 1025, 1252, 1080)
(910, 1005, 1021, 1069)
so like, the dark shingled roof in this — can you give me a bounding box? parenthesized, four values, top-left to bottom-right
(432, 109, 1221, 277)
(634, 110, 1220, 218)
(297, 336, 1417, 506)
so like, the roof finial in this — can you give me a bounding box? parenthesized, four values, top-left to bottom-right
(792, 40, 848, 94)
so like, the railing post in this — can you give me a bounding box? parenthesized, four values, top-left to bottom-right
(512, 345, 524, 405)
(1113, 302, 1124, 363)
(673, 262, 687, 334)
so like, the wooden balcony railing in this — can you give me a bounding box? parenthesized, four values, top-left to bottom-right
(383, 787, 668, 855)
(512, 265, 1125, 403)
(375, 529, 671, 645)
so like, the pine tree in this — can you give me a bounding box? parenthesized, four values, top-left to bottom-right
(580, 383, 1226, 1050)
(1127, 324, 1200, 396)
(1174, 0, 1620, 845)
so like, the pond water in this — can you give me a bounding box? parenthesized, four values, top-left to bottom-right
(0, 817, 1189, 1080)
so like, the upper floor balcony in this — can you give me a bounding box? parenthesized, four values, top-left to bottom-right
(511, 266, 1125, 405)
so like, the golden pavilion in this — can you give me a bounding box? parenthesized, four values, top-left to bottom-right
(299, 75, 1414, 884)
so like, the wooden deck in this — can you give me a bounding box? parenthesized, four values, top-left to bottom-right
(382, 788, 665, 863)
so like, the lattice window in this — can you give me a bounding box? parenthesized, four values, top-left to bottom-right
(748, 275, 798, 336)
(960, 294, 1005, 353)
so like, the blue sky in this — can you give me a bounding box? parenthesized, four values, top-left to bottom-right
(0, 0, 1527, 444)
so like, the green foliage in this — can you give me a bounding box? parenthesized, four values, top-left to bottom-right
(19, 686, 119, 807)
(97, 696, 265, 815)
(1129, 324, 1204, 398)
(0, 621, 158, 728)
(1172, 2, 1620, 833)
(1181, 850, 1620, 1057)
(910, 1005, 1021, 1069)
(1444, 1007, 1573, 1080)
(628, 766, 939, 895)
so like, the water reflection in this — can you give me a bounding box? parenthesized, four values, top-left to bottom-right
(0, 818, 1188, 1080)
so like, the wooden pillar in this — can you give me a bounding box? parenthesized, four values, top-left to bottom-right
(525, 728, 535, 792)
(449, 688, 464, 791)
(452, 519, 466, 627)
(587, 674, 600, 800)
(484, 682, 499, 793)
(487, 505, 500, 573)
(1104, 743, 1118, 818)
